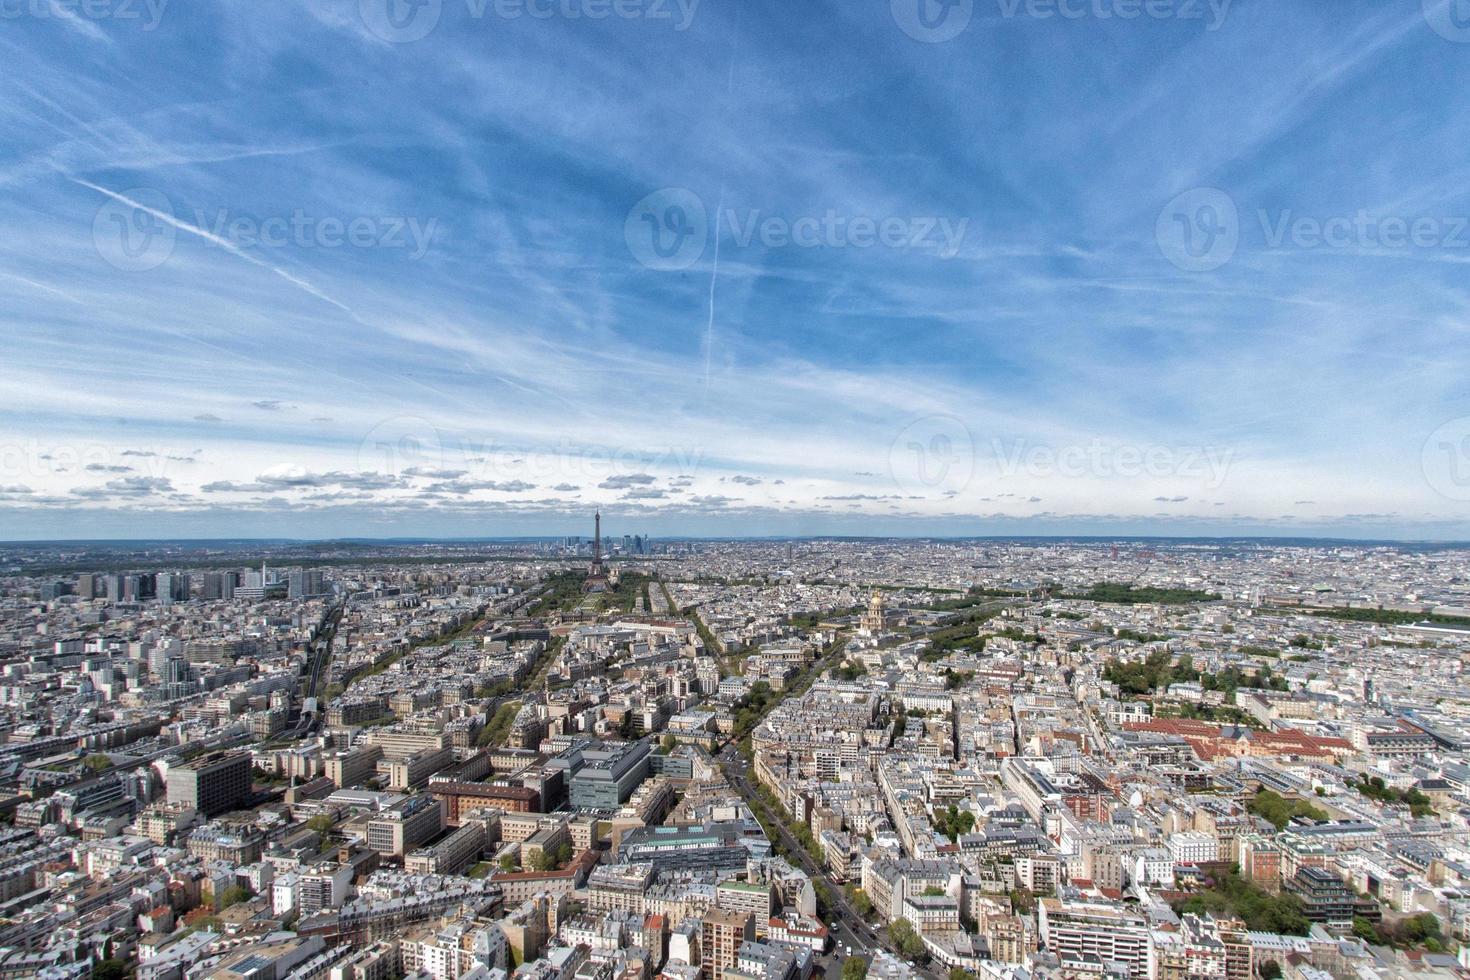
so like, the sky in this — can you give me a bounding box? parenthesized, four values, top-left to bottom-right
(1, 0, 1468, 541)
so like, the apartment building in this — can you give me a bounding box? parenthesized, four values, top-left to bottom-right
(1038, 897, 1151, 978)
(701, 908, 755, 980)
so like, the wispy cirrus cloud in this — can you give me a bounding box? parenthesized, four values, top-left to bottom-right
(0, 0, 1464, 538)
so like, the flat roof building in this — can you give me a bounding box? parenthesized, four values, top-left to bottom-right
(567, 740, 653, 811)
(365, 794, 446, 858)
(166, 751, 251, 818)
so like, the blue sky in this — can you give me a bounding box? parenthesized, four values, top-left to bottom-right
(1, 0, 1468, 540)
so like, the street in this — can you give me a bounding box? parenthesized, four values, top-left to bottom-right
(717, 744, 938, 978)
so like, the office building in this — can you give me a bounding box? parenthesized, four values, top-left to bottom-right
(366, 795, 446, 858)
(166, 751, 251, 817)
(567, 740, 651, 810)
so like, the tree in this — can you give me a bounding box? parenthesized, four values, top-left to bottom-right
(936, 805, 976, 842)
(479, 701, 521, 747)
(1398, 912, 1442, 947)
(889, 918, 927, 962)
(1009, 888, 1037, 914)
(950, 969, 972, 980)
(499, 853, 518, 873)
(1171, 868, 1309, 936)
(1259, 960, 1282, 980)
(218, 884, 253, 908)
(82, 753, 111, 772)
(305, 814, 336, 835)
(1352, 916, 1384, 946)
(845, 885, 873, 917)
(93, 959, 130, 980)
(661, 734, 678, 754)
(1247, 790, 1327, 830)
(842, 957, 869, 980)
(1354, 911, 1444, 950)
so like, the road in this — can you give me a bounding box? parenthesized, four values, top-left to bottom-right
(702, 599, 1025, 976)
(709, 606, 1007, 980)
(717, 744, 941, 978)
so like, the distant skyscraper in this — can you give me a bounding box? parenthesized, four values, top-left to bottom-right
(287, 569, 324, 599)
(203, 572, 234, 600)
(129, 573, 156, 602)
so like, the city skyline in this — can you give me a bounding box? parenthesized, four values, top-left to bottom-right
(5, 5, 1470, 978)
(3, 1, 1469, 539)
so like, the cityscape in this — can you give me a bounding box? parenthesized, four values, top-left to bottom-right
(3, 0, 1470, 979)
(0, 529, 1466, 980)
